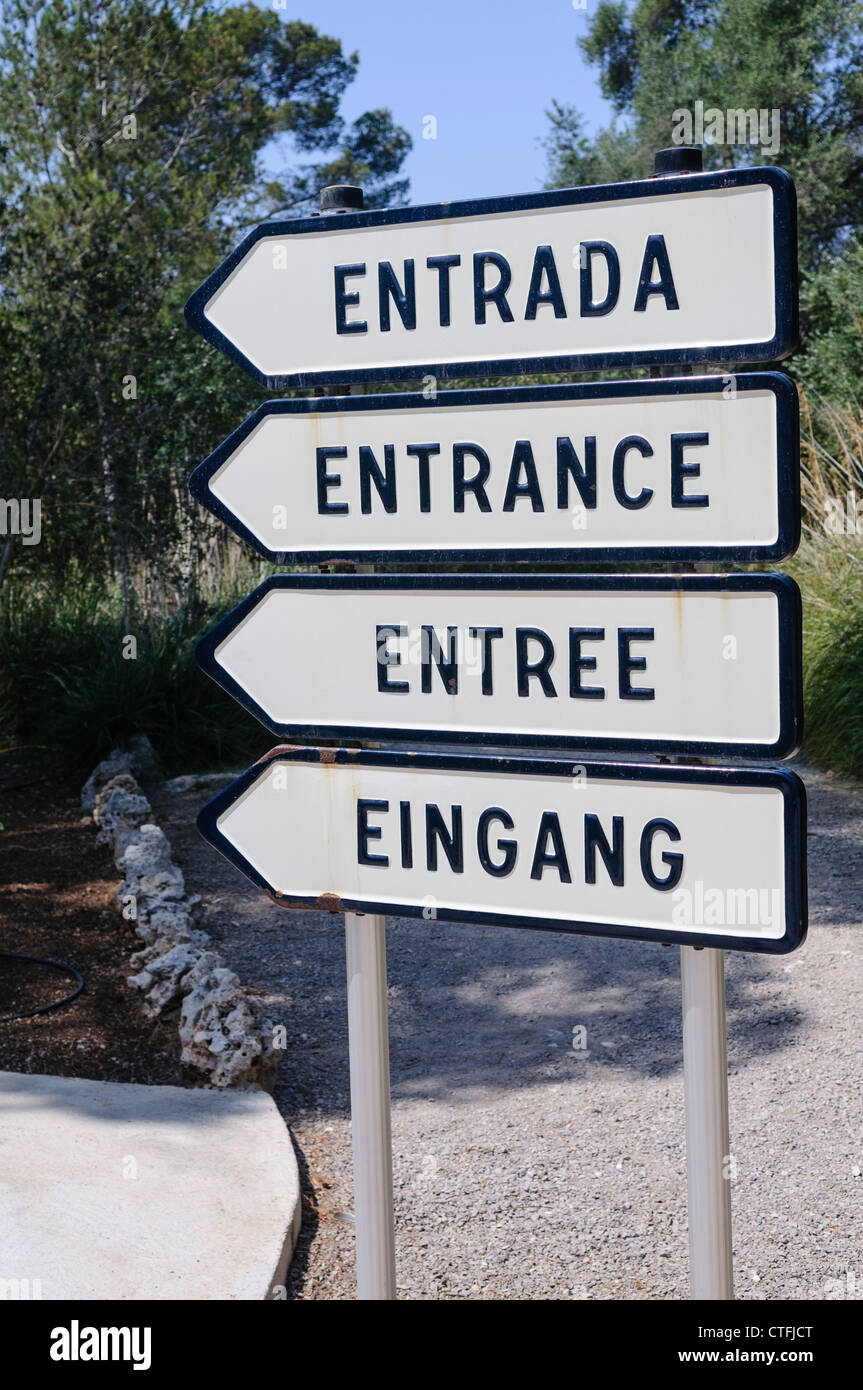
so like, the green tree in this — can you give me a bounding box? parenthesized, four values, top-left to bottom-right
(0, 0, 410, 606)
(799, 238, 863, 407)
(544, 0, 863, 271)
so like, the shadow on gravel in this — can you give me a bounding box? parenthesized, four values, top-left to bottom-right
(283, 1133, 320, 1301)
(254, 906, 807, 1108)
(383, 917, 805, 1097)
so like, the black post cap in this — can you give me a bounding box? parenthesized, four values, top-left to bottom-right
(319, 184, 364, 213)
(653, 146, 703, 175)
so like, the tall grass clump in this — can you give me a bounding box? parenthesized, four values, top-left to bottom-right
(791, 392, 863, 778)
(0, 557, 273, 775)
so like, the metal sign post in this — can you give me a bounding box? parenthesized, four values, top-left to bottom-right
(184, 152, 806, 1304)
(319, 184, 396, 1300)
(646, 190, 735, 1300)
(680, 944, 734, 1300)
(345, 908, 396, 1300)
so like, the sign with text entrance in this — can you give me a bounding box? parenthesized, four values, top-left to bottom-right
(189, 373, 799, 566)
(196, 572, 803, 759)
(197, 747, 807, 956)
(184, 167, 798, 389)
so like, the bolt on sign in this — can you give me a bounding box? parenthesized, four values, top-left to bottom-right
(196, 748, 807, 956)
(184, 167, 798, 390)
(196, 573, 802, 760)
(189, 373, 799, 567)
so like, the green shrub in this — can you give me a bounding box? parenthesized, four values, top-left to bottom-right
(790, 393, 863, 778)
(790, 537, 863, 778)
(0, 565, 271, 775)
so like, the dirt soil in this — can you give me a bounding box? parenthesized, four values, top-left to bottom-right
(0, 758, 182, 1085)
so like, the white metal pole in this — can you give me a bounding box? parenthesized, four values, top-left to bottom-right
(316, 183, 395, 1301)
(680, 944, 733, 1299)
(345, 911, 396, 1300)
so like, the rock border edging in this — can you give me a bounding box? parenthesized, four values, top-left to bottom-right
(82, 746, 277, 1088)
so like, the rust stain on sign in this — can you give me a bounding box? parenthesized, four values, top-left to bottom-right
(254, 743, 303, 765)
(265, 887, 343, 913)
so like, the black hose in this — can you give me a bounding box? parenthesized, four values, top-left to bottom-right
(0, 951, 85, 1022)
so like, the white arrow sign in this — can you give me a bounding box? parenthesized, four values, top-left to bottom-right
(184, 168, 797, 389)
(196, 573, 802, 759)
(190, 374, 799, 565)
(197, 748, 807, 955)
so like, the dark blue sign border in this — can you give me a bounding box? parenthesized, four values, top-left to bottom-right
(184, 167, 798, 390)
(196, 571, 803, 759)
(197, 747, 807, 955)
(189, 372, 799, 566)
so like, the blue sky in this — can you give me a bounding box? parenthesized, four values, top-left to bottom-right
(272, 0, 614, 205)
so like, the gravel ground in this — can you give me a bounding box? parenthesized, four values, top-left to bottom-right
(151, 760, 863, 1301)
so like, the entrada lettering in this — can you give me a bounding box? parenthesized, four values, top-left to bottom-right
(334, 237, 679, 334)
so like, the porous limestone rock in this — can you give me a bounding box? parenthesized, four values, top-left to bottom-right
(179, 955, 276, 1089)
(85, 754, 279, 1090)
(130, 945, 221, 1017)
(117, 824, 186, 912)
(81, 750, 134, 813)
(93, 773, 152, 862)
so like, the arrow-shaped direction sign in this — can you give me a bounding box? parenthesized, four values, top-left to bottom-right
(189, 373, 799, 566)
(196, 572, 802, 759)
(197, 747, 807, 955)
(184, 168, 798, 390)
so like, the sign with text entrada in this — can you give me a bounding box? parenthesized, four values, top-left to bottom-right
(196, 748, 807, 956)
(185, 168, 798, 390)
(190, 374, 799, 566)
(187, 161, 807, 1303)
